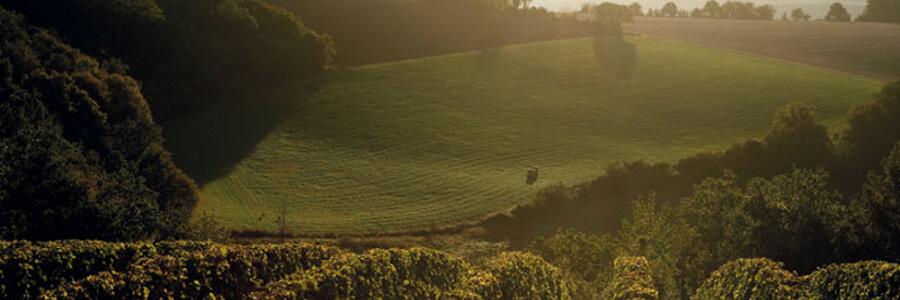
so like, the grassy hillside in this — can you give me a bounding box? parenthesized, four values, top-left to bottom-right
(628, 17, 900, 81)
(179, 36, 880, 235)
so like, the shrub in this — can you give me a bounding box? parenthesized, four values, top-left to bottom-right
(251, 247, 472, 299)
(802, 261, 900, 299)
(529, 228, 614, 284)
(692, 258, 801, 299)
(481, 252, 572, 300)
(696, 258, 900, 299)
(0, 240, 213, 299)
(45, 242, 341, 299)
(251, 248, 572, 299)
(851, 142, 900, 260)
(603, 257, 658, 300)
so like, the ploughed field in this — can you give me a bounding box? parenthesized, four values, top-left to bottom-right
(628, 17, 900, 80)
(183, 36, 880, 235)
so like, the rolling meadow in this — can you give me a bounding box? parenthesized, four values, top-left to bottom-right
(179, 36, 881, 234)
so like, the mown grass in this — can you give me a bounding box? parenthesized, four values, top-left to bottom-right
(187, 36, 880, 235)
(628, 17, 900, 81)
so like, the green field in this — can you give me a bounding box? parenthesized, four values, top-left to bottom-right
(183, 36, 881, 235)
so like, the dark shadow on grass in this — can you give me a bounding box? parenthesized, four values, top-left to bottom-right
(593, 35, 638, 80)
(474, 47, 502, 70)
(162, 82, 319, 185)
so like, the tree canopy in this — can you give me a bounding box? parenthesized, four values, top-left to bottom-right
(0, 7, 199, 240)
(0, 0, 335, 120)
(826, 2, 852, 22)
(858, 0, 900, 23)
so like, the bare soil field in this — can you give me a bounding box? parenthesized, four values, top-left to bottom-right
(628, 17, 900, 80)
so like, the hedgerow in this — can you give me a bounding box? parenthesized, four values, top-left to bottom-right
(1, 241, 163, 299)
(251, 249, 571, 300)
(481, 252, 572, 300)
(694, 258, 900, 299)
(251, 248, 474, 299)
(45, 243, 341, 299)
(0, 240, 574, 299)
(603, 257, 659, 300)
(802, 261, 900, 299)
(692, 258, 801, 299)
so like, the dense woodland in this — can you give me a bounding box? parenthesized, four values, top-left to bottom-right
(0, 0, 335, 120)
(2, 0, 900, 298)
(858, 0, 900, 22)
(270, 0, 594, 66)
(0, 8, 198, 241)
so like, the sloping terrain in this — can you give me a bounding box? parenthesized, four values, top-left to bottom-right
(181, 36, 880, 235)
(628, 17, 900, 80)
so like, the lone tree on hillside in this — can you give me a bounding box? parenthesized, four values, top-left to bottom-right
(791, 8, 811, 21)
(592, 2, 638, 79)
(594, 2, 635, 35)
(826, 2, 852, 22)
(702, 0, 721, 18)
(661, 2, 679, 17)
(629, 3, 644, 17)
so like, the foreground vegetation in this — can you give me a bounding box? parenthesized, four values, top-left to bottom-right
(191, 35, 879, 235)
(0, 240, 572, 299)
(2, 239, 898, 299)
(0, 7, 198, 240)
(271, 0, 593, 66)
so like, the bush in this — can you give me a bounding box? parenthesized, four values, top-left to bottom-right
(252, 249, 572, 299)
(603, 257, 659, 300)
(851, 142, 900, 260)
(0, 240, 214, 299)
(251, 247, 473, 299)
(696, 258, 900, 299)
(481, 252, 572, 300)
(803, 261, 900, 299)
(692, 258, 801, 299)
(529, 228, 615, 290)
(45, 242, 340, 299)
(835, 81, 900, 192)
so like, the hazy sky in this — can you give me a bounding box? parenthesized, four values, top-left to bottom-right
(533, 0, 868, 18)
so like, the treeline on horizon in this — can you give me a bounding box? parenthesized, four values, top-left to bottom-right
(635, 0, 899, 22)
(270, 0, 594, 66)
